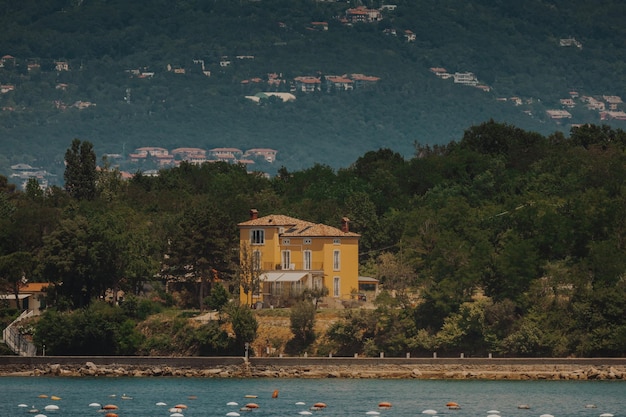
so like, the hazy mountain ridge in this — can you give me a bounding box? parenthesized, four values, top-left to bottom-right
(1, 0, 625, 184)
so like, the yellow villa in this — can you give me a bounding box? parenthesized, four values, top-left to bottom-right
(238, 209, 360, 307)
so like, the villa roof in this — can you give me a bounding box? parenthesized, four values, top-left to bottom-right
(239, 214, 359, 237)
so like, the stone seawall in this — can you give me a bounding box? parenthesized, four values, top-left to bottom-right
(1, 356, 625, 380)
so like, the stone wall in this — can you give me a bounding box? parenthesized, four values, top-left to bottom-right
(1, 356, 625, 380)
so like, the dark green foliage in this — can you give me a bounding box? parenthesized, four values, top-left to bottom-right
(226, 303, 258, 356)
(205, 283, 230, 311)
(64, 139, 97, 200)
(286, 301, 316, 354)
(33, 302, 144, 355)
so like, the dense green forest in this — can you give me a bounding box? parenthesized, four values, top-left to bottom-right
(1, 0, 626, 184)
(1, 122, 626, 357)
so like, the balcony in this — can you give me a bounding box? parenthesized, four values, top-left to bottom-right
(261, 261, 323, 271)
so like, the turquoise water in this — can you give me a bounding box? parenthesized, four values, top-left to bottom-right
(1, 377, 624, 417)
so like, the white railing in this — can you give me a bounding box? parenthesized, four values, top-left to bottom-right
(2, 310, 37, 356)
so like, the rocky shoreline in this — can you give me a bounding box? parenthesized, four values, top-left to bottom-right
(1, 362, 625, 380)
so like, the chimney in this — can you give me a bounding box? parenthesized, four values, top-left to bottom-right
(341, 217, 350, 233)
(250, 208, 258, 220)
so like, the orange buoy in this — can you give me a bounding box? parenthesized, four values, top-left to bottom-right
(175, 404, 188, 409)
(105, 413, 118, 417)
(272, 390, 279, 399)
(313, 403, 327, 408)
(245, 403, 259, 409)
(379, 402, 392, 408)
(102, 404, 119, 410)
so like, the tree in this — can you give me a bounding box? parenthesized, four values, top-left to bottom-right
(287, 300, 317, 353)
(226, 303, 258, 356)
(372, 251, 416, 307)
(165, 198, 236, 311)
(64, 139, 97, 200)
(205, 282, 230, 311)
(38, 215, 100, 308)
(0, 251, 33, 310)
(238, 241, 262, 307)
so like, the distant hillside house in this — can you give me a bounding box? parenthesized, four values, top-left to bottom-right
(172, 147, 207, 164)
(310, 21, 328, 31)
(453, 72, 479, 86)
(560, 38, 582, 48)
(55, 60, 69, 71)
(129, 147, 171, 163)
(546, 109, 572, 119)
(345, 6, 382, 23)
(244, 148, 278, 163)
(209, 148, 243, 161)
(325, 75, 354, 91)
(350, 73, 381, 87)
(601, 111, 626, 121)
(0, 84, 15, 94)
(582, 96, 605, 111)
(404, 30, 416, 42)
(245, 92, 296, 103)
(294, 76, 322, 92)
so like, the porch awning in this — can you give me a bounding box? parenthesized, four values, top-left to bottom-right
(260, 272, 308, 282)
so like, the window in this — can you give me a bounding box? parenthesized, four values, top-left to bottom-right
(314, 277, 322, 290)
(251, 229, 264, 245)
(270, 282, 282, 296)
(303, 250, 312, 270)
(333, 238, 341, 245)
(333, 250, 340, 271)
(281, 250, 292, 270)
(304, 238, 312, 245)
(282, 238, 290, 245)
(333, 277, 340, 297)
(252, 250, 262, 271)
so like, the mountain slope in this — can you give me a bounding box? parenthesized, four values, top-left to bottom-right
(0, 0, 625, 181)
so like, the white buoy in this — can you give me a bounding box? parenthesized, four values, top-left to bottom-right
(423, 410, 438, 415)
(89, 403, 101, 408)
(227, 412, 241, 417)
(44, 405, 59, 411)
(599, 414, 614, 417)
(367, 412, 381, 415)
(156, 402, 167, 406)
(299, 412, 313, 416)
(488, 414, 500, 417)
(34, 414, 47, 417)
(171, 413, 184, 417)
(227, 402, 239, 406)
(18, 404, 29, 408)
(487, 411, 500, 414)
(296, 402, 306, 406)
(169, 408, 183, 413)
(540, 414, 554, 417)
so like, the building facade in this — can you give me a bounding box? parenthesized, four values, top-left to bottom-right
(238, 210, 360, 307)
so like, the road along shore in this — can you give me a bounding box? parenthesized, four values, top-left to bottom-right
(0, 356, 625, 380)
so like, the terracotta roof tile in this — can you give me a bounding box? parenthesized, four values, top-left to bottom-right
(239, 214, 359, 237)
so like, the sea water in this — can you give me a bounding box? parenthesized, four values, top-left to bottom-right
(0, 377, 624, 417)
